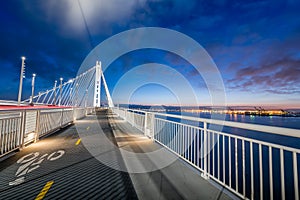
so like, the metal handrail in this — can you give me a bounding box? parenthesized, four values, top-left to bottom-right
(0, 107, 94, 158)
(117, 108, 300, 138)
(112, 107, 300, 200)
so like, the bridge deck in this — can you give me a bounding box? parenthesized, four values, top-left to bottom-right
(0, 109, 235, 199)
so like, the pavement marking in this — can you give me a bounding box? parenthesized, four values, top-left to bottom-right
(75, 138, 81, 145)
(35, 181, 54, 200)
(86, 126, 90, 130)
(9, 151, 65, 186)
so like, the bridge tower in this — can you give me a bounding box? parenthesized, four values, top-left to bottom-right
(93, 61, 114, 108)
(93, 61, 101, 107)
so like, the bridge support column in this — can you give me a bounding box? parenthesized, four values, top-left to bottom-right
(93, 61, 101, 107)
(101, 68, 114, 108)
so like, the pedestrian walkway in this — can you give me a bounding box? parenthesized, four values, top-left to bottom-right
(0, 109, 237, 199)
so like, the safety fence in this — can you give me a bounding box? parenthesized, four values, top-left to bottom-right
(0, 107, 94, 158)
(112, 107, 300, 200)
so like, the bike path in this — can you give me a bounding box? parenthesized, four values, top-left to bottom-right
(0, 109, 237, 200)
(0, 111, 137, 199)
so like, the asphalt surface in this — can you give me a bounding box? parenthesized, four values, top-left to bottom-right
(0, 110, 137, 200)
(0, 109, 236, 200)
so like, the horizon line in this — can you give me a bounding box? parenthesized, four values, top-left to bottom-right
(115, 103, 300, 109)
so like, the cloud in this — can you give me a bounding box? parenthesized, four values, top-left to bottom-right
(22, 0, 140, 36)
(227, 56, 300, 94)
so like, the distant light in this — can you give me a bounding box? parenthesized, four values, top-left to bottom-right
(60, 77, 63, 81)
(21, 56, 26, 60)
(33, 73, 36, 77)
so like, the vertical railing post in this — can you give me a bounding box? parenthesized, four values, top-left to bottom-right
(0, 119, 2, 154)
(150, 113, 155, 140)
(73, 108, 75, 122)
(72, 108, 75, 123)
(280, 149, 285, 200)
(144, 112, 154, 139)
(34, 110, 40, 143)
(293, 152, 299, 200)
(61, 109, 64, 126)
(20, 111, 26, 149)
(202, 121, 209, 179)
(144, 112, 148, 136)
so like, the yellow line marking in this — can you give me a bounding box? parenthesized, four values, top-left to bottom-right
(86, 126, 90, 130)
(75, 138, 81, 145)
(35, 181, 54, 200)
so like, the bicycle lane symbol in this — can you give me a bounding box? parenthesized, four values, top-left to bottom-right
(8, 150, 65, 186)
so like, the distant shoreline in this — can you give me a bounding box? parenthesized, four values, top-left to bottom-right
(121, 104, 300, 117)
(181, 110, 300, 117)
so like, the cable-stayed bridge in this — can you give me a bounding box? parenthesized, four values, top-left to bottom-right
(0, 60, 300, 200)
(20, 61, 113, 108)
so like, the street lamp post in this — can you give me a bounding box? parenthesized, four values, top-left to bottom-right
(18, 57, 26, 106)
(53, 80, 57, 105)
(30, 73, 36, 105)
(59, 77, 63, 106)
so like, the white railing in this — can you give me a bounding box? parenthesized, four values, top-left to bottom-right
(74, 108, 86, 120)
(38, 108, 74, 137)
(0, 112, 22, 156)
(125, 110, 145, 132)
(0, 107, 94, 158)
(112, 107, 300, 200)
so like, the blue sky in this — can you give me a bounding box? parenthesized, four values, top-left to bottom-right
(0, 0, 299, 108)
